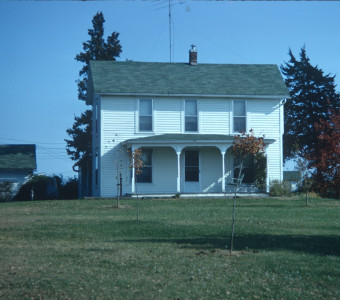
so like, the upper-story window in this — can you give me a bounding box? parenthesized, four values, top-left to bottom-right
(185, 100, 198, 132)
(233, 100, 246, 133)
(139, 99, 153, 131)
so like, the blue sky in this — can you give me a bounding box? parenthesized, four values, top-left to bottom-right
(0, 1, 339, 178)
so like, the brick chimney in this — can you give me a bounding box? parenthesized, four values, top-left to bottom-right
(189, 44, 197, 66)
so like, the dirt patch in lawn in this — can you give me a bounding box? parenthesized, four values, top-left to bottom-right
(195, 249, 259, 257)
(102, 205, 133, 210)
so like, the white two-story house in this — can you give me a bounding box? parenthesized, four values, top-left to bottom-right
(86, 48, 289, 197)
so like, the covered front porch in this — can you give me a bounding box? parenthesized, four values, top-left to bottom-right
(122, 134, 272, 196)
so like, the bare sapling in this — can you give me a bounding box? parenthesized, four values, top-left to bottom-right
(128, 148, 144, 221)
(230, 130, 265, 253)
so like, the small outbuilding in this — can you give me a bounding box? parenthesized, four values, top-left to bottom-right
(0, 144, 37, 199)
(283, 171, 301, 192)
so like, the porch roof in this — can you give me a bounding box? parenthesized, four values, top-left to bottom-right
(122, 134, 275, 148)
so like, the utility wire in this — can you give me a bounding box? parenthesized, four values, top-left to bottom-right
(0, 137, 65, 145)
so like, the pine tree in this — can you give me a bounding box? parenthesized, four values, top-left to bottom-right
(75, 12, 122, 102)
(65, 110, 92, 161)
(280, 46, 340, 160)
(65, 12, 122, 163)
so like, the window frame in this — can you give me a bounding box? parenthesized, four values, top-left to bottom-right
(233, 100, 247, 133)
(184, 99, 198, 132)
(233, 155, 255, 184)
(138, 99, 153, 132)
(185, 150, 200, 182)
(136, 148, 153, 184)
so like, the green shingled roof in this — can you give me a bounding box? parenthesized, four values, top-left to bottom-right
(88, 61, 289, 103)
(0, 145, 37, 170)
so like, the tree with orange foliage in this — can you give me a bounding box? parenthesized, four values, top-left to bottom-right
(313, 109, 340, 198)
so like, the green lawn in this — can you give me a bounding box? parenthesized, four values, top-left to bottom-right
(0, 197, 339, 299)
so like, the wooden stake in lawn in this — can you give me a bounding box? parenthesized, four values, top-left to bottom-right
(114, 146, 124, 208)
(129, 148, 144, 221)
(230, 130, 265, 253)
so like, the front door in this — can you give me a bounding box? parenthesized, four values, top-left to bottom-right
(184, 150, 200, 193)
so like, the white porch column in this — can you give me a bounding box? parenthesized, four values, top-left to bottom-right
(221, 151, 226, 193)
(172, 146, 183, 194)
(217, 145, 230, 193)
(265, 146, 269, 193)
(131, 146, 136, 195)
(176, 151, 181, 193)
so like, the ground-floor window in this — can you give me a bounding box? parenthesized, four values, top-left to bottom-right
(234, 154, 254, 184)
(136, 148, 152, 183)
(185, 150, 199, 182)
(233, 153, 267, 187)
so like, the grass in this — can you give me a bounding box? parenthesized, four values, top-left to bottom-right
(0, 196, 339, 299)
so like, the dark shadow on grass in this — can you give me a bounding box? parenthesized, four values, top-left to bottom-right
(108, 220, 340, 256)
(120, 234, 340, 256)
(236, 204, 300, 208)
(231, 234, 340, 256)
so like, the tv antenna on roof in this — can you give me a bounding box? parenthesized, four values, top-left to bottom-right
(153, 0, 185, 63)
(169, 0, 172, 62)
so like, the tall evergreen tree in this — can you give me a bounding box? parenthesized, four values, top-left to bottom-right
(75, 12, 122, 102)
(280, 46, 340, 160)
(65, 110, 92, 161)
(65, 12, 122, 164)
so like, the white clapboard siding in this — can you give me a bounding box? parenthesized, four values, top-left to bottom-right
(266, 142, 282, 181)
(91, 96, 100, 196)
(119, 147, 178, 196)
(100, 96, 136, 197)
(200, 99, 230, 134)
(154, 98, 181, 134)
(248, 99, 283, 182)
(94, 95, 284, 196)
(200, 147, 223, 193)
(248, 99, 281, 139)
(132, 147, 178, 194)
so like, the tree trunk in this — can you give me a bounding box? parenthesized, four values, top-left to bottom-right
(230, 161, 243, 254)
(116, 172, 121, 208)
(135, 178, 139, 221)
